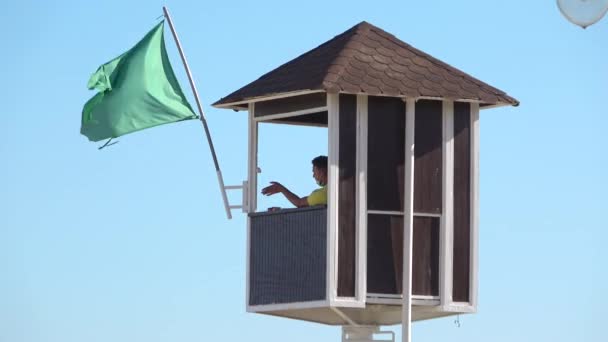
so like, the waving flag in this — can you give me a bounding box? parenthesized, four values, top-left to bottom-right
(81, 21, 197, 143)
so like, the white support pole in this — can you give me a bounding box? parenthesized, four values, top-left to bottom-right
(331, 307, 359, 327)
(162, 6, 232, 219)
(247, 103, 258, 213)
(355, 94, 368, 304)
(440, 100, 454, 309)
(402, 99, 416, 342)
(245, 217, 252, 311)
(327, 93, 340, 302)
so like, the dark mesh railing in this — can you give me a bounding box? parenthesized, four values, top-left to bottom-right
(249, 207, 327, 306)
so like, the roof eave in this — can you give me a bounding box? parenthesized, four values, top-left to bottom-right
(212, 89, 326, 110)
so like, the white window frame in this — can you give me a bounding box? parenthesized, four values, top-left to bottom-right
(327, 93, 366, 308)
(246, 100, 333, 312)
(440, 100, 455, 309)
(443, 102, 479, 313)
(355, 94, 368, 304)
(469, 103, 480, 309)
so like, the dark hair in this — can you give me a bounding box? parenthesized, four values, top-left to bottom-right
(312, 155, 328, 170)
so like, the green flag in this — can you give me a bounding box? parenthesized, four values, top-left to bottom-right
(81, 21, 197, 143)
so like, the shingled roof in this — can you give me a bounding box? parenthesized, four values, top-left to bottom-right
(213, 21, 518, 108)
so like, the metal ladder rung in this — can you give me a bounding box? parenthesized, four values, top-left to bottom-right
(342, 327, 395, 342)
(221, 180, 249, 216)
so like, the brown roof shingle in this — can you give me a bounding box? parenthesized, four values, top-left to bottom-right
(213, 21, 518, 107)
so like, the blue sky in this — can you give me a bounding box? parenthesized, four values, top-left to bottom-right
(1, 1, 606, 341)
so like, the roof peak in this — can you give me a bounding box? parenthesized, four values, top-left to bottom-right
(354, 20, 372, 28)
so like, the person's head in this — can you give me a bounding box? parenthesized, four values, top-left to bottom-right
(311, 155, 328, 186)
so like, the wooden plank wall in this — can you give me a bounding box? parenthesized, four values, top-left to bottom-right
(270, 111, 328, 126)
(412, 217, 440, 296)
(254, 93, 326, 117)
(412, 100, 442, 296)
(367, 97, 406, 211)
(366, 96, 405, 294)
(366, 216, 439, 296)
(414, 100, 443, 214)
(337, 94, 357, 297)
(453, 102, 471, 302)
(361, 97, 445, 298)
(367, 215, 403, 294)
(249, 208, 327, 305)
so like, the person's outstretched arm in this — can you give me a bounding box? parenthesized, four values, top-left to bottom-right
(261, 181, 309, 208)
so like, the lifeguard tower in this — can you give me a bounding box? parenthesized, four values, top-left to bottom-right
(213, 21, 518, 342)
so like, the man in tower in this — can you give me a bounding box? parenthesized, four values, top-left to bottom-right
(261, 155, 327, 208)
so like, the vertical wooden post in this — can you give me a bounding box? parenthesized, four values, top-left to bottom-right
(402, 99, 416, 342)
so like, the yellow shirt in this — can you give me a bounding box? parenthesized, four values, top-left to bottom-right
(307, 186, 327, 206)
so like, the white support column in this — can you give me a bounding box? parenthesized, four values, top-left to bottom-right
(327, 93, 340, 302)
(440, 100, 454, 309)
(247, 103, 258, 213)
(355, 94, 368, 303)
(245, 103, 257, 312)
(402, 99, 416, 342)
(245, 217, 252, 310)
(469, 103, 480, 308)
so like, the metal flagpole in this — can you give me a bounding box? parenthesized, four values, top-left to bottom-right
(162, 6, 232, 219)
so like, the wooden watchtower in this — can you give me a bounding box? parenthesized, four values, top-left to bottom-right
(213, 21, 517, 341)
